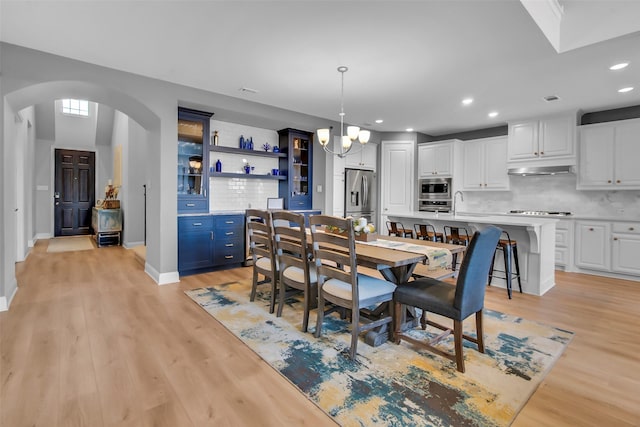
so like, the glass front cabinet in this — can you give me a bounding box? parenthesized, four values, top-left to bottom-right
(278, 128, 313, 210)
(177, 107, 213, 213)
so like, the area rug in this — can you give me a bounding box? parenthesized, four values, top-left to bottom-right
(185, 281, 573, 427)
(46, 236, 95, 253)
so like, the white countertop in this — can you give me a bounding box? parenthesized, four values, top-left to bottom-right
(385, 211, 559, 227)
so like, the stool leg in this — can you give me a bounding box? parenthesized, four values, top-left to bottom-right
(504, 246, 513, 299)
(488, 249, 496, 285)
(513, 244, 523, 293)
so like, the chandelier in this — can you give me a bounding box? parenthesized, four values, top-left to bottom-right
(316, 66, 370, 157)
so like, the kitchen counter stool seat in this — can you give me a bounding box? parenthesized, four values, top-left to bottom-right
(488, 231, 522, 299)
(444, 225, 471, 246)
(386, 221, 414, 238)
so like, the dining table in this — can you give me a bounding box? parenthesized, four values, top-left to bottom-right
(348, 234, 467, 347)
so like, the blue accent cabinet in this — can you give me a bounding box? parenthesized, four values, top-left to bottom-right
(278, 128, 313, 210)
(178, 214, 245, 275)
(177, 107, 213, 213)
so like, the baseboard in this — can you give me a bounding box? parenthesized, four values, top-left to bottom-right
(144, 262, 180, 286)
(123, 241, 145, 249)
(35, 232, 52, 240)
(0, 281, 18, 312)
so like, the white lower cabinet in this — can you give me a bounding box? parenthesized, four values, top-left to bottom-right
(575, 220, 640, 276)
(575, 221, 610, 271)
(611, 223, 640, 275)
(555, 219, 572, 268)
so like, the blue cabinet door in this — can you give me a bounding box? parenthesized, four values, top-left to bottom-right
(278, 128, 313, 210)
(178, 215, 214, 272)
(212, 214, 245, 266)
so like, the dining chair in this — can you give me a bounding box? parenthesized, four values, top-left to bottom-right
(272, 210, 317, 332)
(310, 215, 397, 360)
(414, 223, 444, 242)
(393, 225, 502, 373)
(386, 221, 414, 238)
(246, 209, 278, 314)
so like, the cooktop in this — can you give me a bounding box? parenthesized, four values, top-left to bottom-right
(509, 210, 572, 216)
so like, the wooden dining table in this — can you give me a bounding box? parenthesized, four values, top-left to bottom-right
(349, 234, 467, 347)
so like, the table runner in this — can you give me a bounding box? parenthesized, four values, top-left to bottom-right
(361, 238, 452, 270)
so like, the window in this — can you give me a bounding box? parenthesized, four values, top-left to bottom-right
(61, 99, 89, 117)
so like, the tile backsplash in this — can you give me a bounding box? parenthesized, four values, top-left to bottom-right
(461, 174, 640, 217)
(208, 120, 282, 211)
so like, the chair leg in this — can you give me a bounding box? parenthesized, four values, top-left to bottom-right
(453, 319, 465, 373)
(250, 269, 259, 302)
(475, 310, 485, 353)
(314, 291, 325, 338)
(393, 301, 402, 344)
(513, 245, 523, 293)
(488, 250, 496, 286)
(349, 307, 359, 359)
(276, 278, 286, 318)
(301, 287, 310, 333)
(504, 246, 513, 299)
(269, 275, 277, 313)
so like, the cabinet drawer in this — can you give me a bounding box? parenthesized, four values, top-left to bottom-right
(555, 247, 569, 266)
(178, 216, 214, 233)
(178, 198, 208, 213)
(216, 215, 244, 231)
(612, 222, 640, 234)
(214, 240, 245, 264)
(555, 228, 570, 247)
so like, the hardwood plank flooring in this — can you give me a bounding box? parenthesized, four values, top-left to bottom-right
(1, 241, 639, 426)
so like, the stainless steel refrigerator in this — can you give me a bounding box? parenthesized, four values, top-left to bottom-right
(345, 168, 376, 223)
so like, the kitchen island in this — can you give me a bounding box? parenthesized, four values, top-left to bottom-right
(384, 211, 558, 296)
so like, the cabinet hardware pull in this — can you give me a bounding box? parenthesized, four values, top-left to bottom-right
(613, 237, 618, 241)
(534, 152, 538, 155)
(186, 203, 195, 207)
(630, 228, 635, 231)
(193, 222, 202, 226)
(616, 180, 621, 184)
(607, 180, 612, 183)
(589, 228, 594, 231)
(225, 232, 234, 235)
(484, 183, 487, 186)
(540, 151, 544, 155)
(225, 243, 233, 247)
(225, 221, 234, 224)
(479, 183, 482, 187)
(210, 231, 214, 240)
(225, 255, 234, 259)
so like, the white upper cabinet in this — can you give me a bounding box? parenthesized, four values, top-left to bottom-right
(462, 136, 509, 191)
(578, 118, 640, 190)
(508, 114, 576, 165)
(345, 142, 377, 171)
(418, 141, 453, 178)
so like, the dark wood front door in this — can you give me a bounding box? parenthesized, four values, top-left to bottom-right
(54, 149, 95, 236)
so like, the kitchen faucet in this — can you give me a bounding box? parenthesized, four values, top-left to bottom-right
(453, 191, 464, 216)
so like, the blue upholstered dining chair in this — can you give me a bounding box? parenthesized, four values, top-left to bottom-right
(393, 225, 502, 373)
(272, 210, 317, 332)
(310, 215, 397, 360)
(246, 209, 278, 314)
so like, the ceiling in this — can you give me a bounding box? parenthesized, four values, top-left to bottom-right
(2, 0, 640, 135)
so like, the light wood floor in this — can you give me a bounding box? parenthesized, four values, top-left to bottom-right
(1, 242, 639, 426)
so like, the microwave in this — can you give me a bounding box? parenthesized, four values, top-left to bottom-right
(419, 178, 451, 200)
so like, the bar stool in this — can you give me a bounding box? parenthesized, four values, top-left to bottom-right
(444, 226, 471, 246)
(386, 221, 414, 238)
(414, 223, 444, 242)
(488, 231, 522, 299)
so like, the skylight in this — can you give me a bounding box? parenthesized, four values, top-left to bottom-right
(61, 99, 89, 117)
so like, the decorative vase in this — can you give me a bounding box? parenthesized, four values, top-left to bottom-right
(213, 130, 219, 146)
(273, 146, 280, 153)
(215, 159, 222, 173)
(244, 165, 251, 174)
(239, 135, 245, 149)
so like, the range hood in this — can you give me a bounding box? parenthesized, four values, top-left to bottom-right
(508, 165, 575, 176)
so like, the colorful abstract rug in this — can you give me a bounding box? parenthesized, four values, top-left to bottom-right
(185, 281, 573, 426)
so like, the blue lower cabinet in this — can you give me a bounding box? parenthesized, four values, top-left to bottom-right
(178, 214, 245, 275)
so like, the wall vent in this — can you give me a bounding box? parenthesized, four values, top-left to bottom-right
(543, 95, 560, 102)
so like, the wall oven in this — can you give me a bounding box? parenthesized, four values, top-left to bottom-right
(419, 177, 452, 212)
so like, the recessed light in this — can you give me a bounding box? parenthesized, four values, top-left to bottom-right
(618, 87, 634, 93)
(406, 128, 414, 132)
(375, 119, 383, 124)
(610, 62, 629, 71)
(462, 98, 473, 106)
(488, 111, 499, 118)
